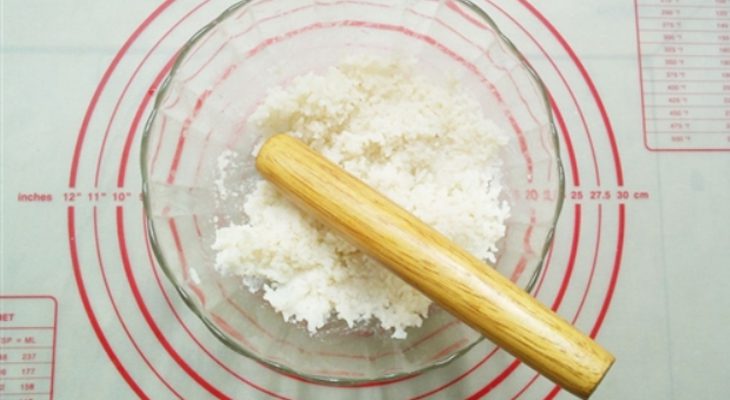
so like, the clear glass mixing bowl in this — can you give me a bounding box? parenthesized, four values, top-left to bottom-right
(141, 0, 564, 384)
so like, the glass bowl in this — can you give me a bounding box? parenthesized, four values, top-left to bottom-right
(141, 0, 564, 384)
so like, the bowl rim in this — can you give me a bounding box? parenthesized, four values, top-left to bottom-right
(140, 0, 565, 386)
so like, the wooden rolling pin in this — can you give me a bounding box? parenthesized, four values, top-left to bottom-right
(256, 134, 614, 398)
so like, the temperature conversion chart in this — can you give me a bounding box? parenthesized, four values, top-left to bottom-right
(635, 0, 730, 151)
(0, 297, 58, 400)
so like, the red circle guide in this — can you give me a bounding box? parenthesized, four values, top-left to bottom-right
(65, 1, 625, 399)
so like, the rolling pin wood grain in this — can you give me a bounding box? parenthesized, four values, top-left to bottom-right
(256, 134, 614, 399)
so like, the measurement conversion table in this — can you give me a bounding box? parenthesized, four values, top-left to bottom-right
(0, 297, 58, 400)
(635, 0, 730, 150)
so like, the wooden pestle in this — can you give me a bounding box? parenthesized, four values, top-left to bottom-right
(255, 134, 614, 398)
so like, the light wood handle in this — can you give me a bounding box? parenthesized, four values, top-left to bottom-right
(256, 134, 614, 398)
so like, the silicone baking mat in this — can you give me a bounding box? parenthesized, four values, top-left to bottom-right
(2, 1, 729, 398)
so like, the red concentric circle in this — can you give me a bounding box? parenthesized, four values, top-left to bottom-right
(67, 1, 625, 398)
